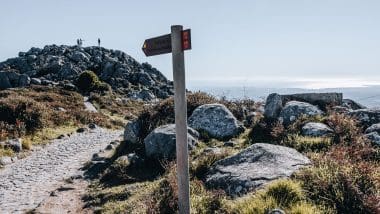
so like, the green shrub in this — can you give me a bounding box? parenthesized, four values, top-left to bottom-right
(248, 120, 275, 143)
(294, 147, 380, 213)
(76, 70, 110, 93)
(325, 112, 363, 145)
(0, 86, 120, 142)
(190, 150, 229, 180)
(0, 96, 46, 134)
(282, 134, 333, 153)
(147, 163, 227, 213)
(264, 179, 304, 207)
(232, 179, 322, 214)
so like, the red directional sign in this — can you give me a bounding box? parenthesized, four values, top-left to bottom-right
(142, 29, 191, 57)
(181, 29, 191, 51)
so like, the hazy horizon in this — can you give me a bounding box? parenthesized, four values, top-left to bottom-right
(1, 0, 380, 88)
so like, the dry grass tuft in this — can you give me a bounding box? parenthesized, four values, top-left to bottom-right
(232, 179, 323, 214)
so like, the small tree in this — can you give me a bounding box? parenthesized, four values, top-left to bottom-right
(76, 70, 110, 93)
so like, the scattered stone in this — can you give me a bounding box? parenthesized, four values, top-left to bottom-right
(144, 124, 198, 159)
(223, 141, 236, 147)
(279, 101, 323, 126)
(88, 123, 97, 129)
(264, 93, 283, 120)
(63, 83, 76, 90)
(124, 119, 141, 144)
(110, 141, 119, 145)
(203, 147, 224, 155)
(365, 123, 380, 134)
(57, 134, 65, 139)
(84, 101, 97, 112)
(0, 156, 13, 166)
(0, 139, 23, 153)
(269, 209, 286, 214)
(57, 107, 66, 112)
(76, 127, 88, 133)
(50, 191, 58, 197)
(91, 153, 101, 161)
(188, 103, 244, 140)
(301, 122, 334, 137)
(349, 108, 380, 128)
(365, 132, 380, 146)
(342, 99, 366, 110)
(128, 89, 156, 101)
(114, 153, 143, 167)
(30, 78, 42, 85)
(206, 143, 310, 197)
(332, 106, 351, 114)
(105, 144, 114, 150)
(70, 174, 84, 180)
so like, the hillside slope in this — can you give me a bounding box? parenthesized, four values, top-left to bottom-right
(0, 45, 173, 100)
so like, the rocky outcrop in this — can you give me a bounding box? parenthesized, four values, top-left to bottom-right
(124, 119, 142, 144)
(188, 104, 244, 140)
(0, 45, 174, 100)
(365, 123, 380, 134)
(281, 93, 342, 110)
(342, 99, 366, 110)
(264, 93, 283, 120)
(349, 108, 380, 128)
(364, 123, 380, 146)
(364, 132, 380, 146)
(0, 71, 30, 89)
(302, 122, 334, 137)
(205, 143, 310, 197)
(144, 124, 199, 159)
(264, 92, 341, 122)
(279, 101, 323, 125)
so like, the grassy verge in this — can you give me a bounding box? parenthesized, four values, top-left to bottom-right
(0, 86, 143, 158)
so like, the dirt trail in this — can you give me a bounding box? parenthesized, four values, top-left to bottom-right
(0, 128, 122, 214)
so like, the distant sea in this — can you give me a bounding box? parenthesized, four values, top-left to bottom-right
(188, 85, 380, 108)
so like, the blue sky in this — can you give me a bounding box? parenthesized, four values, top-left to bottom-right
(0, 0, 379, 88)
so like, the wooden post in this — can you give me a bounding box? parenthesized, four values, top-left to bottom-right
(171, 25, 190, 214)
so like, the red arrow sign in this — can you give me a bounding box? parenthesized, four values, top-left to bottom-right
(142, 29, 191, 57)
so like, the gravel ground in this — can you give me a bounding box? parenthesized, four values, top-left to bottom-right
(0, 127, 122, 214)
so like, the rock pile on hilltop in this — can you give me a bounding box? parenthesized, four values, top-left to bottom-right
(0, 45, 173, 100)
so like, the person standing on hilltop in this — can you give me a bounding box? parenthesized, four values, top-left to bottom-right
(98, 38, 101, 47)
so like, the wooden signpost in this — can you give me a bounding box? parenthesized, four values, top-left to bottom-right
(142, 25, 191, 214)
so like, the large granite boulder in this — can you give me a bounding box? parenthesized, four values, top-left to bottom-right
(349, 108, 380, 128)
(279, 101, 323, 125)
(0, 71, 30, 89)
(188, 104, 244, 140)
(302, 122, 334, 137)
(264, 93, 283, 120)
(205, 143, 310, 197)
(144, 124, 199, 159)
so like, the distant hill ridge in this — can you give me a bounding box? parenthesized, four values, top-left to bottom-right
(0, 44, 174, 101)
